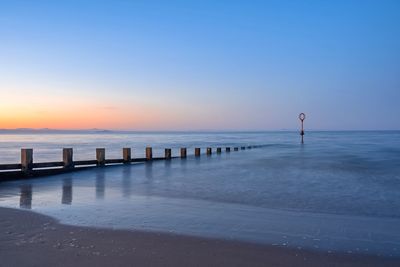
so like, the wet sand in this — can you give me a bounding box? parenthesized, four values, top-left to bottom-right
(0, 207, 399, 267)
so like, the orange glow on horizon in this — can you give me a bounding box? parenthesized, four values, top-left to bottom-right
(0, 86, 186, 130)
(0, 96, 204, 130)
(0, 104, 179, 130)
(0, 85, 268, 131)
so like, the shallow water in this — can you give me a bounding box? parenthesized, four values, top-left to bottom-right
(0, 131, 400, 256)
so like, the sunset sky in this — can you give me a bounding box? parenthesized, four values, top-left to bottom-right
(1, 0, 399, 130)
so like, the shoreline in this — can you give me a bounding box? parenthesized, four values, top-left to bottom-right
(1, 207, 399, 267)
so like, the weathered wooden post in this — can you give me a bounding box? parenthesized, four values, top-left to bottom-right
(216, 147, 222, 154)
(123, 148, 131, 164)
(195, 148, 201, 157)
(226, 147, 231, 152)
(234, 147, 239, 151)
(165, 148, 172, 159)
(180, 148, 187, 158)
(96, 148, 105, 166)
(206, 147, 212, 155)
(146, 147, 153, 160)
(63, 148, 74, 169)
(21, 148, 33, 174)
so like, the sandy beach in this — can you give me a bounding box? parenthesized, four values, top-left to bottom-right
(0, 207, 398, 267)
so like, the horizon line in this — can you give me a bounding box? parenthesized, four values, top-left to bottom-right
(0, 128, 399, 133)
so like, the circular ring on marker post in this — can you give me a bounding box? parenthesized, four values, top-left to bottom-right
(299, 113, 306, 121)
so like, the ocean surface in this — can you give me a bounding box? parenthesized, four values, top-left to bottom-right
(0, 131, 400, 256)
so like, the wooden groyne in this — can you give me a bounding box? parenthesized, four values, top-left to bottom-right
(0, 145, 266, 181)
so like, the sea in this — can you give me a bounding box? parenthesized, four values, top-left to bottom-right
(0, 131, 399, 257)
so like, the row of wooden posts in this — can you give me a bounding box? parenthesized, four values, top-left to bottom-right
(0, 145, 262, 175)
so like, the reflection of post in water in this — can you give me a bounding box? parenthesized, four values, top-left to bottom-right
(122, 166, 132, 198)
(180, 153, 187, 174)
(145, 162, 153, 180)
(144, 162, 154, 195)
(96, 170, 105, 199)
(19, 184, 32, 209)
(164, 158, 172, 175)
(62, 178, 73, 205)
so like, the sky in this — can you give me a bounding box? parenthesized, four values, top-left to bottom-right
(0, 0, 399, 131)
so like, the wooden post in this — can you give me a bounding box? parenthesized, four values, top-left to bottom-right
(216, 147, 222, 154)
(165, 148, 172, 159)
(180, 148, 187, 158)
(206, 147, 212, 155)
(195, 148, 201, 157)
(234, 147, 239, 151)
(123, 148, 131, 164)
(63, 148, 74, 169)
(96, 148, 105, 166)
(226, 147, 231, 152)
(21, 149, 33, 174)
(146, 147, 153, 160)
(299, 113, 306, 144)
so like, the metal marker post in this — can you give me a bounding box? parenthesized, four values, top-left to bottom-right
(299, 113, 306, 144)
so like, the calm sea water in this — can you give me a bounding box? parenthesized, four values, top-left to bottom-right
(0, 131, 400, 256)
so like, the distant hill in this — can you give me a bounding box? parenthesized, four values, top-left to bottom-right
(0, 128, 113, 134)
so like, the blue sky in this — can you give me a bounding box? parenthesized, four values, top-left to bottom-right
(1, 0, 399, 130)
